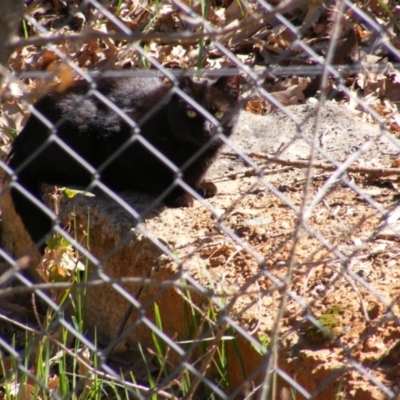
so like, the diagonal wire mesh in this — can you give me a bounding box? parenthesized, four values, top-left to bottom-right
(1, 0, 400, 398)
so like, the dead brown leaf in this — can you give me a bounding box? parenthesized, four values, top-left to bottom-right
(271, 84, 306, 106)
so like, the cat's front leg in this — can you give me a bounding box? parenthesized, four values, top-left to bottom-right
(196, 180, 217, 198)
(164, 181, 217, 208)
(164, 189, 194, 208)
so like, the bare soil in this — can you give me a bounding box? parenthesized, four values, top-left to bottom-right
(141, 102, 400, 398)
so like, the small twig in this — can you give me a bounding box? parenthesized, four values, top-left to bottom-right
(183, 323, 228, 400)
(31, 292, 43, 331)
(103, 282, 147, 359)
(222, 151, 400, 177)
(213, 165, 293, 181)
(248, 279, 262, 336)
(343, 274, 370, 322)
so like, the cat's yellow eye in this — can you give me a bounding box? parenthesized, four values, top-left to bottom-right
(215, 111, 224, 119)
(187, 110, 197, 118)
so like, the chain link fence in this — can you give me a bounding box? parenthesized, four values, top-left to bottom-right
(1, 0, 400, 398)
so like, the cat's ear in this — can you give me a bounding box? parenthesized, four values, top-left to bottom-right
(178, 77, 195, 94)
(213, 76, 240, 100)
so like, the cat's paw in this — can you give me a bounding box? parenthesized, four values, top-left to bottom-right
(165, 192, 194, 208)
(197, 181, 217, 198)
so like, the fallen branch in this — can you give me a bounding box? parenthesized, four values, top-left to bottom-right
(222, 151, 400, 178)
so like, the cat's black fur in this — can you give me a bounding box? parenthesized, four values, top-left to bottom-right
(7, 75, 240, 250)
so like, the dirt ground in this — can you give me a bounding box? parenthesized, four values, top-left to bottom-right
(141, 101, 400, 398)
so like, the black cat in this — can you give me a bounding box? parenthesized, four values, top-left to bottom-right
(7, 75, 240, 250)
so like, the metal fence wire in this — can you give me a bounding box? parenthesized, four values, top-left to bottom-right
(1, 0, 400, 398)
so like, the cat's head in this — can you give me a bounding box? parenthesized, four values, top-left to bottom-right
(168, 76, 240, 146)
